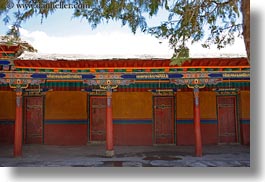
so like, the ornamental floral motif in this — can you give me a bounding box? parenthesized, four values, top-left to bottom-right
(83, 79, 134, 86)
(0, 78, 45, 89)
(170, 78, 222, 88)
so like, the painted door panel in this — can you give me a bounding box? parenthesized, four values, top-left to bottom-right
(24, 96, 43, 144)
(154, 97, 174, 144)
(217, 96, 237, 143)
(90, 97, 106, 141)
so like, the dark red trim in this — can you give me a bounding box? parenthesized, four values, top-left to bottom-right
(14, 57, 249, 68)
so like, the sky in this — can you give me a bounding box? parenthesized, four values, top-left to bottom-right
(0, 3, 247, 59)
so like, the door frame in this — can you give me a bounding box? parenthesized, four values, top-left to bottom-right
(216, 94, 240, 144)
(89, 95, 107, 143)
(23, 95, 45, 144)
(87, 94, 90, 143)
(152, 95, 176, 145)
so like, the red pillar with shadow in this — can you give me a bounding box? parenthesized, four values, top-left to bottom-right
(106, 90, 114, 157)
(14, 89, 23, 157)
(193, 87, 202, 157)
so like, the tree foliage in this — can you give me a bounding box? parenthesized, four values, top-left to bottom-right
(0, 0, 249, 65)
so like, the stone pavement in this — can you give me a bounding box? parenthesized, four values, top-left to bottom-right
(0, 144, 250, 167)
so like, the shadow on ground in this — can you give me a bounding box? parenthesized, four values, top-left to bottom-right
(0, 144, 250, 167)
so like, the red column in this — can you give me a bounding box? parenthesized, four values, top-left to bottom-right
(193, 87, 202, 157)
(14, 89, 23, 157)
(106, 90, 114, 157)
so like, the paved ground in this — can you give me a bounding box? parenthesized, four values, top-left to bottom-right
(0, 144, 250, 167)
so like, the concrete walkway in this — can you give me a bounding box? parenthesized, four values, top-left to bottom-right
(0, 144, 250, 167)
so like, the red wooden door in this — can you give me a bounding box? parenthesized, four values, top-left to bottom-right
(90, 96, 106, 142)
(23, 96, 43, 144)
(217, 96, 238, 143)
(154, 96, 175, 144)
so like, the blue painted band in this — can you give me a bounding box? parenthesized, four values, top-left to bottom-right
(0, 73, 5, 78)
(240, 120, 250, 124)
(113, 119, 152, 124)
(44, 120, 88, 124)
(0, 120, 15, 125)
(168, 73, 183, 78)
(176, 120, 193, 124)
(0, 60, 10, 65)
(81, 75, 95, 79)
(121, 74, 136, 79)
(176, 119, 218, 124)
(31, 73, 47, 79)
(208, 73, 223, 78)
(223, 78, 250, 81)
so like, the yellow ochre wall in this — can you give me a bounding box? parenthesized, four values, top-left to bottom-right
(44, 91, 88, 145)
(176, 91, 218, 145)
(112, 92, 152, 119)
(176, 91, 217, 119)
(0, 91, 16, 144)
(45, 91, 88, 120)
(239, 90, 250, 145)
(239, 91, 250, 119)
(112, 92, 153, 145)
(0, 91, 16, 120)
(199, 91, 217, 119)
(176, 92, 193, 119)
